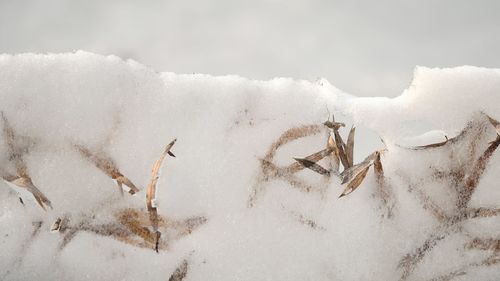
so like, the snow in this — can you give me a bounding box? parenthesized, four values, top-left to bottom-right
(0, 51, 499, 280)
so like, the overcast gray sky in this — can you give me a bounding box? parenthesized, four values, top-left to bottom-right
(1, 0, 499, 97)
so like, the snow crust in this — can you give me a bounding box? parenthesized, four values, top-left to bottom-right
(0, 51, 499, 280)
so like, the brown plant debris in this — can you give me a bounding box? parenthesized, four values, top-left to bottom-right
(373, 151, 395, 217)
(397, 114, 500, 280)
(427, 270, 466, 281)
(50, 217, 63, 232)
(486, 113, 500, 135)
(289, 211, 326, 231)
(465, 207, 500, 219)
(147, 139, 177, 252)
(293, 158, 330, 176)
(426, 237, 500, 281)
(339, 165, 370, 198)
(249, 124, 332, 206)
(74, 143, 140, 195)
(57, 208, 206, 251)
(346, 126, 356, 168)
(1, 112, 52, 210)
(251, 114, 393, 205)
(168, 259, 189, 281)
(327, 135, 340, 173)
(408, 136, 450, 150)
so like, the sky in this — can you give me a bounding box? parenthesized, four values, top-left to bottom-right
(1, 0, 499, 97)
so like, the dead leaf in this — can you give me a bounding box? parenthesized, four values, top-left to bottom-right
(168, 259, 188, 281)
(339, 165, 370, 198)
(147, 139, 177, 252)
(346, 126, 356, 167)
(293, 158, 330, 176)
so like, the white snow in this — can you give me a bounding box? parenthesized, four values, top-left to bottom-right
(0, 51, 499, 281)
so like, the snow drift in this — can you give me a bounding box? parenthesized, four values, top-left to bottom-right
(0, 51, 499, 281)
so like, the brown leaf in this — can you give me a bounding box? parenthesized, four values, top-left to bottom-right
(410, 136, 450, 150)
(339, 165, 370, 198)
(333, 129, 349, 169)
(460, 134, 500, 208)
(293, 158, 330, 176)
(51, 218, 62, 232)
(286, 148, 332, 174)
(323, 120, 345, 130)
(373, 151, 383, 179)
(466, 207, 500, 219)
(168, 259, 189, 281)
(346, 126, 356, 167)
(486, 114, 500, 135)
(340, 152, 376, 184)
(74, 144, 140, 195)
(3, 175, 53, 210)
(427, 270, 466, 281)
(264, 124, 322, 161)
(328, 135, 340, 173)
(147, 139, 177, 251)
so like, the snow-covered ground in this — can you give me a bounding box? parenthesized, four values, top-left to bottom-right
(0, 52, 499, 280)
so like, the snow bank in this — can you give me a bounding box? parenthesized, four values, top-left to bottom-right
(0, 51, 499, 281)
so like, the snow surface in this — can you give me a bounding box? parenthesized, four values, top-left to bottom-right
(0, 51, 499, 280)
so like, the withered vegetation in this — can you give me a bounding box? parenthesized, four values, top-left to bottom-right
(54, 208, 206, 251)
(0, 112, 52, 210)
(248, 124, 327, 206)
(168, 259, 189, 281)
(250, 112, 499, 280)
(395, 114, 500, 281)
(249, 114, 394, 215)
(74, 143, 140, 195)
(288, 210, 326, 231)
(146, 139, 177, 252)
(49, 138, 207, 253)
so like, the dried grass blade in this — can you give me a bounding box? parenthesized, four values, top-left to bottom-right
(373, 151, 395, 217)
(333, 129, 349, 169)
(168, 259, 189, 281)
(340, 152, 376, 184)
(264, 124, 321, 161)
(486, 114, 500, 135)
(286, 148, 332, 174)
(293, 158, 330, 176)
(373, 152, 383, 180)
(323, 120, 345, 130)
(466, 238, 500, 251)
(50, 218, 62, 232)
(28, 181, 53, 210)
(466, 207, 500, 219)
(1, 112, 22, 163)
(116, 175, 140, 195)
(346, 126, 355, 167)
(147, 138, 177, 252)
(427, 270, 466, 281)
(328, 135, 340, 173)
(4, 175, 53, 210)
(74, 144, 140, 195)
(339, 165, 370, 198)
(398, 228, 450, 280)
(461, 135, 500, 208)
(411, 137, 449, 150)
(410, 183, 447, 222)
